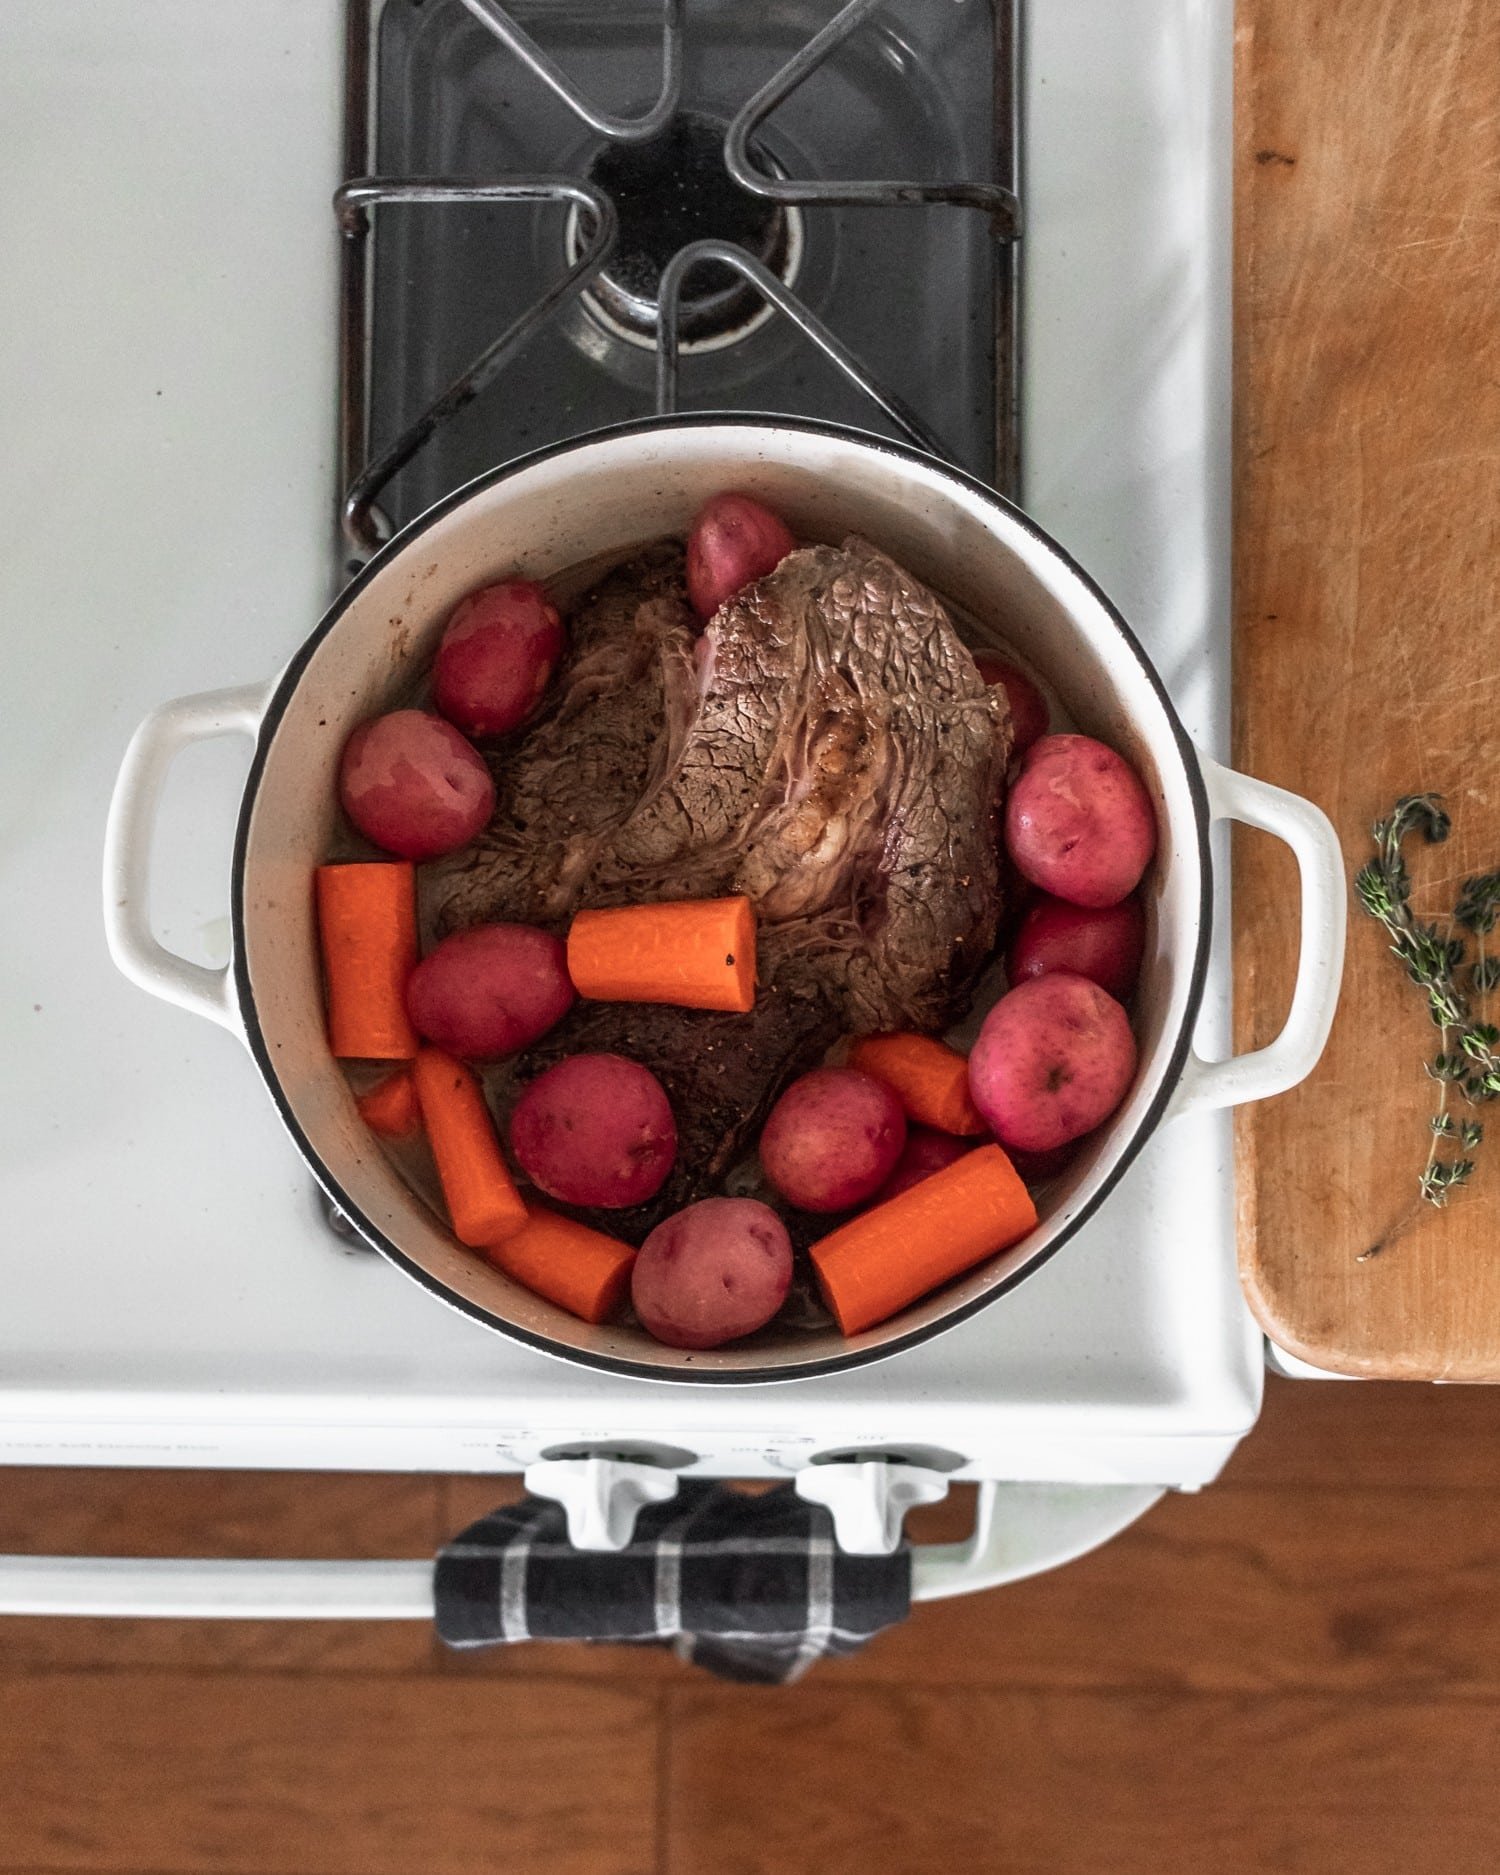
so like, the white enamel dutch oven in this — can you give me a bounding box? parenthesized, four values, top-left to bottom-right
(104, 417, 1345, 1383)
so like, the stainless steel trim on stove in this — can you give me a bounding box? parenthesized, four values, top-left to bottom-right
(723, 0, 1020, 226)
(335, 176, 619, 552)
(457, 0, 684, 143)
(654, 240, 947, 457)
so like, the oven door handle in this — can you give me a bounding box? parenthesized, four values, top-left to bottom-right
(103, 682, 271, 1037)
(0, 1483, 1163, 1616)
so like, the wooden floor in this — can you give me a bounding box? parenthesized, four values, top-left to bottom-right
(3, 1379, 1500, 1873)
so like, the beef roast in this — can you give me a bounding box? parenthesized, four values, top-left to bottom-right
(442, 534, 1010, 1237)
(732, 538, 1008, 1033)
(575, 536, 1009, 1032)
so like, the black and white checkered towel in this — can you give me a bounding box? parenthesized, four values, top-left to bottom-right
(435, 1479, 911, 1683)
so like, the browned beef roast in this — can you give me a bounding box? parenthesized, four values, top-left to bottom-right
(573, 536, 1010, 1032)
(733, 538, 1009, 1034)
(431, 534, 1010, 1239)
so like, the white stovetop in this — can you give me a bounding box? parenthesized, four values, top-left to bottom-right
(0, 0, 1259, 1483)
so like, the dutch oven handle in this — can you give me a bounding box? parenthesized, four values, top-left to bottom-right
(1169, 750, 1346, 1119)
(103, 682, 272, 1037)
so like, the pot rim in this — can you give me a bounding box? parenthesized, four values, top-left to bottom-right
(230, 413, 1213, 1386)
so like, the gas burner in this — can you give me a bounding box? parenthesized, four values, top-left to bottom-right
(339, 0, 1020, 553)
(565, 112, 804, 353)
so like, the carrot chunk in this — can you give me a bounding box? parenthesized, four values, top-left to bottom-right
(847, 1032, 987, 1136)
(481, 1206, 637, 1325)
(356, 1067, 421, 1140)
(411, 1047, 527, 1247)
(810, 1144, 1037, 1336)
(315, 862, 419, 1059)
(567, 896, 756, 1014)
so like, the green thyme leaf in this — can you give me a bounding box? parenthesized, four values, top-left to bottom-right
(1356, 794, 1498, 1224)
(1456, 872, 1500, 936)
(1420, 1158, 1476, 1206)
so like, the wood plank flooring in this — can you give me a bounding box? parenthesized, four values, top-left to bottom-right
(3, 1378, 1500, 1873)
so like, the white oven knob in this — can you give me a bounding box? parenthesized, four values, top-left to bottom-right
(524, 1456, 680, 1551)
(795, 1460, 950, 1555)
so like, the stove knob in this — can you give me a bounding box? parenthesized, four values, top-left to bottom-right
(524, 1456, 679, 1551)
(795, 1459, 950, 1555)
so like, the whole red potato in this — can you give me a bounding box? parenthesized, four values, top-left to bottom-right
(873, 1126, 973, 1202)
(434, 578, 564, 738)
(759, 1066, 906, 1213)
(510, 1053, 676, 1209)
(339, 709, 494, 860)
(973, 653, 1050, 760)
(968, 972, 1137, 1152)
(1007, 894, 1146, 1001)
(632, 1197, 793, 1350)
(406, 923, 574, 1060)
(1005, 733, 1156, 908)
(686, 492, 796, 621)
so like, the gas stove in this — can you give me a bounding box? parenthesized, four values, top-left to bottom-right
(0, 0, 1256, 1532)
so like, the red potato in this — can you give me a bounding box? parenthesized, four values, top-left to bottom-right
(759, 1066, 906, 1214)
(632, 1197, 793, 1350)
(1004, 732, 1156, 908)
(433, 579, 564, 738)
(874, 1126, 974, 1202)
(509, 1053, 677, 1209)
(339, 709, 494, 861)
(406, 923, 574, 1060)
(1007, 893, 1146, 1001)
(974, 653, 1050, 760)
(968, 971, 1137, 1153)
(686, 492, 796, 621)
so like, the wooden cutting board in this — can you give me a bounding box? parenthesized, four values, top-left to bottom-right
(1234, 0, 1500, 1376)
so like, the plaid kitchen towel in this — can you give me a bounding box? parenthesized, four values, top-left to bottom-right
(434, 1479, 911, 1683)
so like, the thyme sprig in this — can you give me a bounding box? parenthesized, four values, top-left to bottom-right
(1354, 796, 1500, 1249)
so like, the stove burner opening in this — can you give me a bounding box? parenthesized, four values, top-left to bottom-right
(564, 110, 804, 353)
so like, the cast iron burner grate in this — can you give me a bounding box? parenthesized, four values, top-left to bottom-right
(337, 0, 1021, 558)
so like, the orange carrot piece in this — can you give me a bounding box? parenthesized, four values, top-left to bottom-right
(481, 1205, 637, 1325)
(847, 1032, 987, 1136)
(810, 1144, 1037, 1336)
(411, 1046, 527, 1247)
(567, 896, 756, 1014)
(315, 862, 419, 1060)
(356, 1067, 421, 1140)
